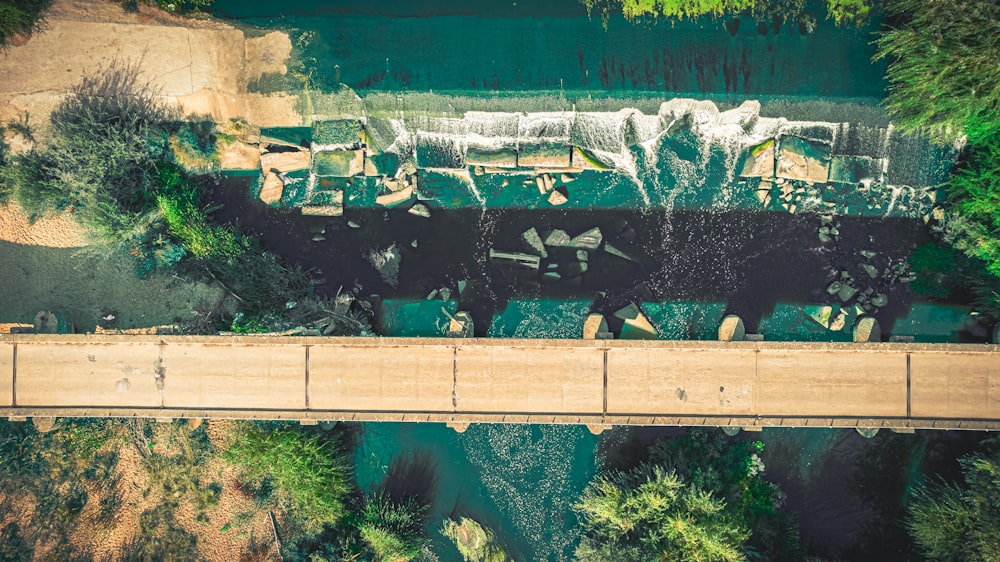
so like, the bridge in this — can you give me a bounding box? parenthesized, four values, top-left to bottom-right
(1, 334, 997, 432)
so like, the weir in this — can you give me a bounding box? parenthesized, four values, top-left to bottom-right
(2, 334, 998, 431)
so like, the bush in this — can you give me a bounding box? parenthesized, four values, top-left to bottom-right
(908, 451, 1000, 561)
(574, 464, 749, 562)
(0, 0, 51, 48)
(359, 494, 428, 562)
(874, 0, 1000, 143)
(580, 0, 873, 26)
(223, 423, 351, 535)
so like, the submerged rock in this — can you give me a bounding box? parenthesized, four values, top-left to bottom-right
(543, 229, 571, 247)
(860, 263, 879, 279)
(521, 227, 548, 258)
(407, 203, 431, 218)
(568, 227, 603, 250)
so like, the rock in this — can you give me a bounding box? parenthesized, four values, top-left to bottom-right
(860, 263, 879, 278)
(837, 284, 858, 302)
(314, 149, 364, 177)
(576, 250, 589, 262)
(805, 305, 835, 329)
(348, 220, 361, 228)
(547, 188, 569, 206)
(819, 232, 833, 244)
(776, 136, 830, 183)
(259, 172, 284, 205)
(860, 250, 876, 259)
(856, 427, 880, 439)
(411, 239, 418, 248)
(826, 281, 843, 295)
(542, 271, 562, 282)
(564, 262, 588, 277)
(718, 315, 746, 341)
(439, 288, 452, 301)
(447, 311, 474, 338)
(871, 293, 888, 308)
(521, 227, 548, 258)
(568, 227, 603, 250)
(535, 176, 548, 194)
(561, 173, 577, 183)
(218, 139, 261, 171)
(854, 316, 881, 342)
(829, 310, 847, 331)
(473, 166, 484, 176)
(407, 203, 431, 218)
(426, 289, 439, 300)
(260, 149, 311, 173)
(33, 310, 59, 334)
(376, 185, 415, 208)
(489, 249, 541, 270)
(614, 304, 657, 340)
(583, 314, 608, 339)
(543, 229, 571, 247)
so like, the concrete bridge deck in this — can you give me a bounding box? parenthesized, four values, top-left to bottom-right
(1, 335, 997, 431)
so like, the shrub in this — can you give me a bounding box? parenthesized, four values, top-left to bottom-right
(223, 423, 351, 535)
(574, 464, 749, 562)
(0, 0, 51, 48)
(359, 494, 428, 562)
(874, 0, 1000, 143)
(908, 451, 1000, 561)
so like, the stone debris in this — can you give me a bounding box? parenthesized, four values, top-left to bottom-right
(718, 315, 746, 341)
(489, 248, 541, 270)
(543, 229, 571, 247)
(583, 314, 609, 339)
(613, 304, 658, 340)
(547, 187, 569, 206)
(567, 227, 603, 250)
(259, 171, 284, 205)
(407, 203, 431, 218)
(260, 149, 311, 173)
(521, 227, 548, 258)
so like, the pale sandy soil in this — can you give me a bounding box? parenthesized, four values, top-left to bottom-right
(0, 203, 228, 331)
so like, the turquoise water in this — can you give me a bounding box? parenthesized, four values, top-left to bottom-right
(213, 0, 886, 99)
(352, 422, 599, 561)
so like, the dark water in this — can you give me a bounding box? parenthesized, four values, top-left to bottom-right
(212, 0, 886, 98)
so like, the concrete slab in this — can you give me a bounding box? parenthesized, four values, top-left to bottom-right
(607, 348, 756, 415)
(910, 352, 1000, 419)
(0, 343, 12, 407)
(456, 346, 603, 414)
(309, 344, 454, 412)
(162, 343, 305, 410)
(757, 350, 906, 417)
(15, 342, 163, 407)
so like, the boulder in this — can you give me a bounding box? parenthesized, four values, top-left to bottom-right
(583, 314, 608, 339)
(260, 149, 311, 173)
(547, 188, 569, 206)
(718, 315, 746, 341)
(854, 316, 881, 342)
(407, 203, 431, 218)
(614, 304, 658, 340)
(259, 172, 284, 205)
(837, 284, 858, 302)
(521, 228, 547, 257)
(543, 229, 571, 247)
(568, 227, 603, 250)
(218, 139, 261, 170)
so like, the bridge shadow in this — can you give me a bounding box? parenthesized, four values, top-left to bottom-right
(212, 177, 952, 339)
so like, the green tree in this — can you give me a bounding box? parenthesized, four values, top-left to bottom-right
(908, 451, 1000, 561)
(874, 0, 1000, 143)
(574, 464, 749, 561)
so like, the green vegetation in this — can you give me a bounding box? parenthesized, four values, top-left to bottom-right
(359, 494, 428, 561)
(120, 0, 214, 13)
(908, 450, 1000, 561)
(223, 423, 351, 535)
(0, 0, 50, 48)
(580, 0, 874, 26)
(0, 60, 311, 330)
(442, 517, 511, 562)
(575, 429, 797, 561)
(874, 0, 1000, 144)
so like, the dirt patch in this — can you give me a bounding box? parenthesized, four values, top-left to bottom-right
(0, 203, 90, 248)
